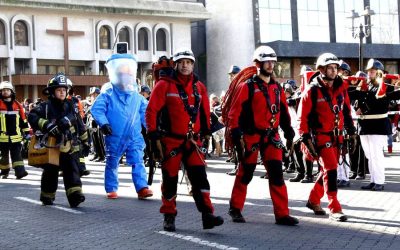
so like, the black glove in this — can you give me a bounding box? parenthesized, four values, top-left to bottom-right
(202, 135, 211, 151)
(302, 134, 318, 158)
(286, 139, 294, 156)
(231, 128, 245, 160)
(45, 122, 60, 137)
(148, 131, 164, 161)
(58, 114, 76, 131)
(23, 131, 31, 140)
(81, 142, 91, 157)
(101, 124, 113, 135)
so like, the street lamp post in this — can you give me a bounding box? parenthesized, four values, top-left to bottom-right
(347, 6, 375, 71)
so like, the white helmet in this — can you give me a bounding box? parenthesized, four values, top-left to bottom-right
(67, 78, 73, 88)
(0, 81, 14, 92)
(173, 48, 195, 62)
(316, 53, 340, 69)
(253, 46, 277, 62)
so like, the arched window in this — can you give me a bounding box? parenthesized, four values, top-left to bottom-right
(14, 21, 28, 46)
(99, 26, 111, 49)
(118, 27, 130, 50)
(0, 21, 5, 45)
(156, 29, 167, 51)
(138, 28, 148, 51)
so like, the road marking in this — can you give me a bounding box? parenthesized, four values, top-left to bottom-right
(15, 197, 84, 214)
(156, 231, 239, 250)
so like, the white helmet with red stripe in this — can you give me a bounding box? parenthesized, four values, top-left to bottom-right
(0, 81, 15, 93)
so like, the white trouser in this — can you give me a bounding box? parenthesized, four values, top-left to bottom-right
(359, 135, 387, 185)
(337, 153, 350, 181)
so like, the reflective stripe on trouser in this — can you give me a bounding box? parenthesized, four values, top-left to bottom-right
(78, 155, 87, 172)
(104, 139, 148, 193)
(160, 136, 214, 215)
(360, 134, 387, 185)
(230, 134, 289, 219)
(308, 146, 342, 213)
(41, 152, 82, 200)
(0, 142, 25, 172)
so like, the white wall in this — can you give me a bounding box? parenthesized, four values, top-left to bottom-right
(205, 0, 255, 95)
(0, 8, 192, 64)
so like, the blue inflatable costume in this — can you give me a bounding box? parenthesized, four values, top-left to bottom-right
(91, 53, 153, 199)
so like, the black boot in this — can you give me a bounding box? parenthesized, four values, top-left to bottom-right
(275, 215, 299, 226)
(226, 168, 238, 176)
(40, 195, 54, 206)
(361, 183, 375, 190)
(80, 170, 91, 177)
(68, 191, 85, 208)
(14, 166, 28, 179)
(300, 176, 314, 183)
(202, 213, 224, 229)
(89, 155, 98, 161)
(289, 173, 304, 182)
(228, 207, 246, 223)
(0, 168, 10, 179)
(163, 214, 176, 232)
(372, 184, 384, 191)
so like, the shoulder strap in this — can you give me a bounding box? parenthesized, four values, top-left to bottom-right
(319, 86, 341, 115)
(253, 76, 280, 114)
(247, 78, 255, 102)
(175, 81, 201, 125)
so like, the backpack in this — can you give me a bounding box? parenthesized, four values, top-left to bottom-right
(221, 66, 257, 128)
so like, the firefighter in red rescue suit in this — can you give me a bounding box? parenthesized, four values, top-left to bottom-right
(227, 46, 299, 226)
(298, 53, 356, 222)
(0, 81, 29, 179)
(146, 48, 224, 232)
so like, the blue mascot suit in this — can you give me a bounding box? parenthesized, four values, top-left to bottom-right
(91, 53, 148, 194)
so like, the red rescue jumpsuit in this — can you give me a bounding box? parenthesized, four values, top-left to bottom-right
(146, 73, 214, 215)
(297, 73, 355, 213)
(228, 75, 295, 219)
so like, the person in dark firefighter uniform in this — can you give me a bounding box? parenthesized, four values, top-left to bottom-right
(28, 73, 89, 207)
(0, 81, 29, 179)
(227, 46, 299, 226)
(298, 53, 356, 222)
(348, 59, 400, 191)
(146, 48, 224, 232)
(87, 87, 105, 162)
(66, 79, 90, 177)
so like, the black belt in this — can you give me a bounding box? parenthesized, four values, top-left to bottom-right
(165, 132, 199, 140)
(314, 129, 343, 137)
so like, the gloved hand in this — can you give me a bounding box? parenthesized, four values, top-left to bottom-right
(349, 134, 358, 155)
(148, 131, 164, 161)
(81, 142, 91, 157)
(231, 128, 245, 160)
(302, 134, 318, 158)
(45, 122, 60, 137)
(150, 139, 164, 161)
(286, 139, 294, 156)
(101, 124, 112, 135)
(23, 131, 31, 140)
(58, 114, 76, 131)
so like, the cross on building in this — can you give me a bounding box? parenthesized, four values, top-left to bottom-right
(46, 17, 85, 75)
